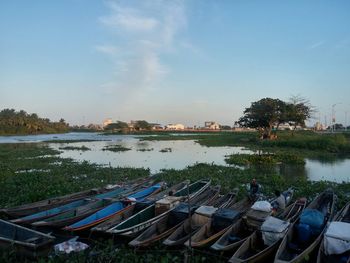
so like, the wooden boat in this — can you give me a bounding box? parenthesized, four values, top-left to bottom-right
(90, 181, 188, 234)
(64, 183, 163, 232)
(11, 186, 131, 225)
(210, 195, 296, 252)
(0, 188, 109, 219)
(164, 192, 238, 247)
(0, 176, 151, 218)
(31, 198, 113, 228)
(106, 180, 211, 238)
(228, 198, 307, 263)
(274, 189, 336, 263)
(317, 201, 350, 263)
(128, 185, 220, 248)
(244, 188, 294, 230)
(0, 219, 55, 258)
(184, 198, 254, 248)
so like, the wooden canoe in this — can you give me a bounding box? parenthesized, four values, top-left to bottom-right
(164, 192, 239, 247)
(185, 193, 255, 249)
(31, 198, 113, 228)
(274, 190, 336, 263)
(106, 180, 211, 237)
(0, 176, 151, 218)
(228, 198, 307, 263)
(64, 183, 163, 232)
(317, 201, 350, 263)
(90, 181, 188, 234)
(128, 185, 221, 247)
(0, 219, 55, 258)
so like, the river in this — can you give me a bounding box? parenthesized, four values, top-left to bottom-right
(1, 132, 349, 183)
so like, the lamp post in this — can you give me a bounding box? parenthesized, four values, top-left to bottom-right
(331, 103, 342, 133)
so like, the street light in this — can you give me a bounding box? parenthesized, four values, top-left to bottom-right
(331, 103, 342, 132)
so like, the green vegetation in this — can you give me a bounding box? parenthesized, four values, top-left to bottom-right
(159, 147, 172, 153)
(140, 131, 350, 155)
(102, 145, 132, 152)
(0, 143, 147, 208)
(0, 109, 69, 135)
(59, 145, 90, 151)
(225, 153, 305, 166)
(137, 148, 154, 152)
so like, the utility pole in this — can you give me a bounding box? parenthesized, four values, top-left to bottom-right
(331, 103, 342, 133)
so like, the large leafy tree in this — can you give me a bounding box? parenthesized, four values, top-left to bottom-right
(237, 97, 313, 139)
(105, 121, 129, 131)
(237, 98, 286, 139)
(133, 120, 151, 131)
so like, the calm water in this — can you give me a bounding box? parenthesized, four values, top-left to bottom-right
(1, 132, 350, 183)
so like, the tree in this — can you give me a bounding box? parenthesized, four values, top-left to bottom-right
(237, 98, 286, 139)
(287, 95, 314, 131)
(133, 120, 151, 131)
(105, 121, 129, 131)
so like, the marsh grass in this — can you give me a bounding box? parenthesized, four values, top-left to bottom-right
(102, 145, 132, 152)
(59, 145, 90, 151)
(225, 153, 306, 166)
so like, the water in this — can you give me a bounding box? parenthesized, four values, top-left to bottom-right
(1, 132, 350, 183)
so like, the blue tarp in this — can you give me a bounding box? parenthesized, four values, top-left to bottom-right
(300, 209, 325, 230)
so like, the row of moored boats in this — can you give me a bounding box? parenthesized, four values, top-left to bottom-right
(0, 177, 349, 262)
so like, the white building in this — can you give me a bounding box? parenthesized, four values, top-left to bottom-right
(165, 124, 185, 130)
(204, 121, 220, 130)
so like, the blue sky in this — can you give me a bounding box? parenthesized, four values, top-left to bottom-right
(1, 0, 350, 127)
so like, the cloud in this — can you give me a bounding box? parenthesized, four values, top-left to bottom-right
(100, 4, 158, 32)
(308, 41, 325, 50)
(97, 0, 189, 101)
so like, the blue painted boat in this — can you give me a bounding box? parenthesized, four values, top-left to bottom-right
(64, 184, 162, 231)
(11, 186, 130, 224)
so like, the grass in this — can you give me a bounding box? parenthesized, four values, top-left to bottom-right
(102, 145, 132, 152)
(159, 147, 172, 153)
(225, 153, 306, 166)
(0, 143, 148, 209)
(137, 148, 154, 152)
(59, 145, 90, 151)
(140, 131, 350, 156)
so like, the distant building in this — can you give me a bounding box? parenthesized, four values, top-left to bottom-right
(314, 122, 325, 131)
(149, 123, 163, 130)
(103, 118, 113, 127)
(204, 121, 220, 130)
(277, 123, 292, 130)
(165, 124, 185, 130)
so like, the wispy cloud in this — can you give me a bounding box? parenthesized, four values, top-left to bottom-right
(96, 0, 192, 101)
(308, 40, 325, 50)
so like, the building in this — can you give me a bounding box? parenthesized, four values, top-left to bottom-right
(204, 121, 220, 130)
(165, 124, 185, 130)
(314, 122, 325, 131)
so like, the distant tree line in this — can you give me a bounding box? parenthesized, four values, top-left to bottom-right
(0, 109, 69, 135)
(104, 120, 152, 132)
(237, 96, 314, 139)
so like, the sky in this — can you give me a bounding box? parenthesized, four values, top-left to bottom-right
(1, 0, 350, 127)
